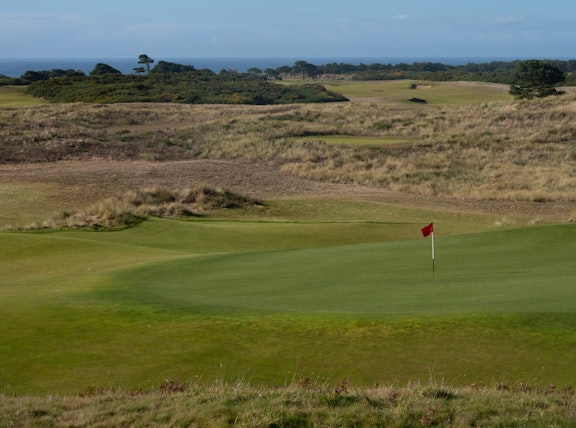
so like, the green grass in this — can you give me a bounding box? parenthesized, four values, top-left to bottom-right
(0, 80, 573, 397)
(323, 80, 512, 105)
(89, 223, 576, 315)
(2, 210, 576, 394)
(2, 80, 576, 426)
(0, 86, 47, 106)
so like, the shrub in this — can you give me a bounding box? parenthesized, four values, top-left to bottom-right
(26, 72, 348, 105)
(13, 186, 262, 231)
(90, 63, 123, 76)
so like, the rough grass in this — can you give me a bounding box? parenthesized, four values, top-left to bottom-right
(0, 183, 62, 225)
(2, 381, 574, 427)
(2, 85, 576, 201)
(292, 135, 417, 147)
(3, 186, 261, 230)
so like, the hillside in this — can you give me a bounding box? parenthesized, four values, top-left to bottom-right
(1, 80, 575, 225)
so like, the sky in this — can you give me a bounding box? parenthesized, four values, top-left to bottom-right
(1, 0, 575, 59)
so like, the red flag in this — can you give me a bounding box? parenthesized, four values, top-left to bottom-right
(421, 223, 433, 237)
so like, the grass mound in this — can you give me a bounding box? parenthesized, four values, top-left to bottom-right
(10, 186, 261, 230)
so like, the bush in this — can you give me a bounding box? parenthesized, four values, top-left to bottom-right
(509, 60, 566, 99)
(12, 186, 262, 231)
(90, 63, 123, 76)
(26, 72, 348, 105)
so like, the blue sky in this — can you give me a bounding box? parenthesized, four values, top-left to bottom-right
(2, 0, 575, 59)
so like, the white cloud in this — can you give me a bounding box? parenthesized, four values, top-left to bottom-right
(392, 14, 411, 21)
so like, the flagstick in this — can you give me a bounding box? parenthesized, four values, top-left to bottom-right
(420, 222, 435, 277)
(431, 231, 435, 277)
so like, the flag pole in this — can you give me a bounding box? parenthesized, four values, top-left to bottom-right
(420, 222, 435, 277)
(431, 229, 435, 277)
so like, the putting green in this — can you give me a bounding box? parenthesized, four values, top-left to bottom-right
(89, 223, 576, 315)
(2, 219, 575, 393)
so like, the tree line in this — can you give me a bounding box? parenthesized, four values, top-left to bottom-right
(2, 54, 571, 101)
(3, 55, 576, 86)
(251, 59, 576, 87)
(23, 58, 348, 105)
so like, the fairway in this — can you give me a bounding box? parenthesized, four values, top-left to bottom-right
(2, 216, 576, 393)
(323, 80, 512, 104)
(0, 86, 47, 106)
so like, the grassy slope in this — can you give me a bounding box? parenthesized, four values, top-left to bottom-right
(1, 83, 575, 398)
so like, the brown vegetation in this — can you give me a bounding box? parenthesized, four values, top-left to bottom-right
(1, 93, 576, 225)
(4, 186, 261, 230)
(1, 96, 576, 204)
(2, 380, 574, 427)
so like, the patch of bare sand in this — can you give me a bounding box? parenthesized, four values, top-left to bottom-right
(1, 159, 574, 222)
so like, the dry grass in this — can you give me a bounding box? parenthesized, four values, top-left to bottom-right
(1, 380, 574, 427)
(2, 94, 576, 202)
(4, 186, 260, 230)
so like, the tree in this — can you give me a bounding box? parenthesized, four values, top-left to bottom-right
(151, 60, 195, 73)
(134, 54, 154, 74)
(275, 65, 292, 74)
(21, 70, 49, 82)
(90, 63, 122, 76)
(264, 68, 281, 80)
(509, 60, 565, 99)
(292, 61, 318, 80)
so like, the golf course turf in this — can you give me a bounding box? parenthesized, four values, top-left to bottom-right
(2, 214, 575, 394)
(1, 81, 575, 400)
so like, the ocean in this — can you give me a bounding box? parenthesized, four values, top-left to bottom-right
(0, 57, 521, 78)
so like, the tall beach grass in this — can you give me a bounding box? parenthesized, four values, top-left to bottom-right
(2, 86, 576, 201)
